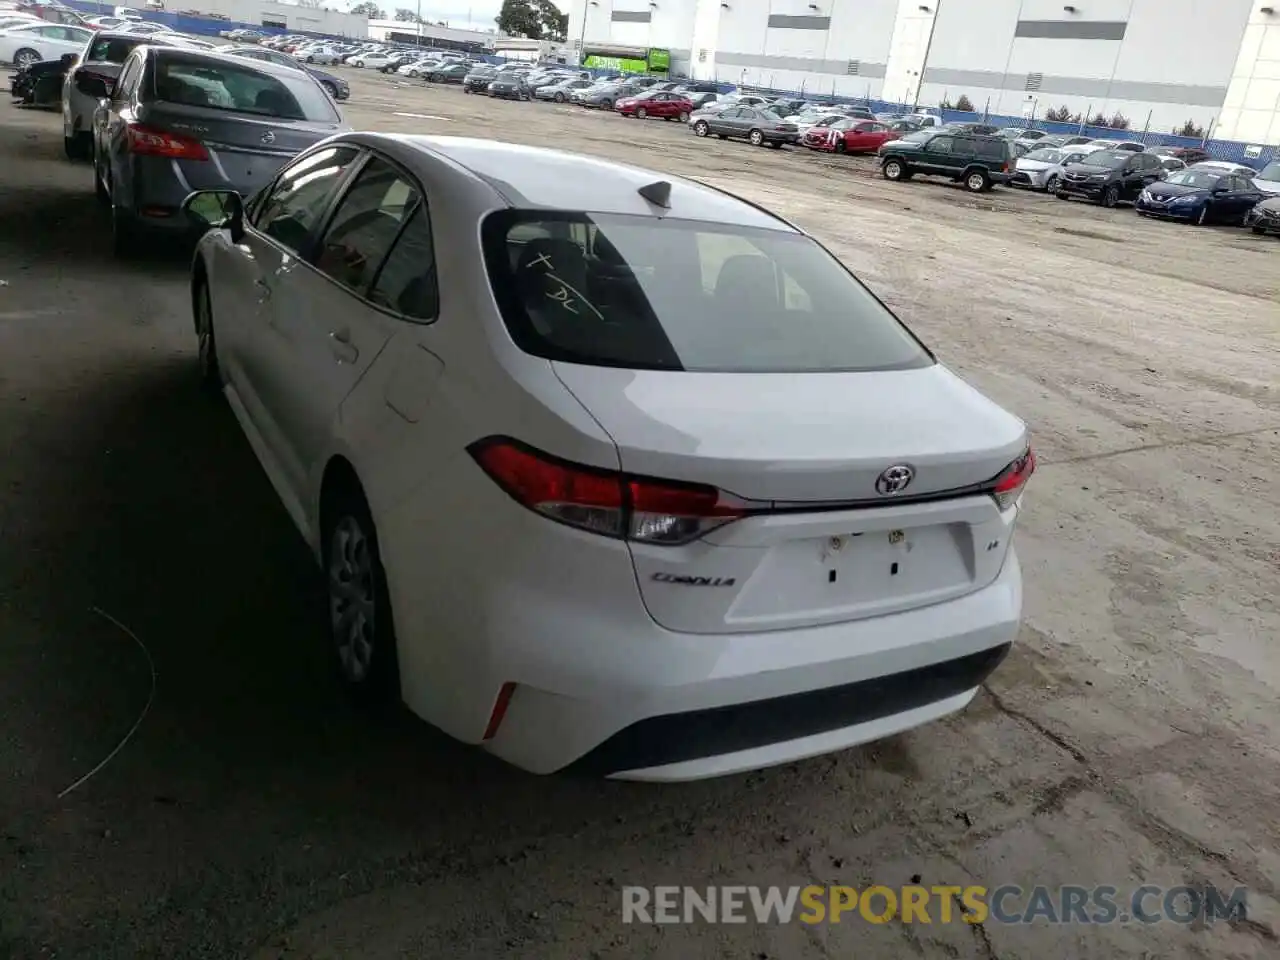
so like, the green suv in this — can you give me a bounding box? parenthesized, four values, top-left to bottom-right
(878, 131, 1013, 192)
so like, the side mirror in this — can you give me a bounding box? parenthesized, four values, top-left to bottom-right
(1212, 184, 1229, 194)
(182, 190, 244, 242)
(60, 53, 76, 65)
(76, 74, 113, 98)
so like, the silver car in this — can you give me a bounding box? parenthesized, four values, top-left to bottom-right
(62, 30, 186, 160)
(91, 44, 349, 255)
(1010, 147, 1091, 192)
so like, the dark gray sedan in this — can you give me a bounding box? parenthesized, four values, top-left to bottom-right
(91, 44, 349, 255)
(575, 82, 639, 110)
(690, 105, 800, 148)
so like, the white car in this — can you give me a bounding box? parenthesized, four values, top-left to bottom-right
(1253, 160, 1280, 196)
(181, 134, 1032, 781)
(1011, 147, 1092, 192)
(350, 51, 400, 68)
(1190, 160, 1262, 179)
(300, 44, 343, 64)
(792, 111, 852, 136)
(1, 21, 93, 69)
(397, 58, 440, 77)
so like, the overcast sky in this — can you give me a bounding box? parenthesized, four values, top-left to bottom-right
(352, 0, 567, 30)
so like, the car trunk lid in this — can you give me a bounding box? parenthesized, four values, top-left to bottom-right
(136, 101, 342, 193)
(552, 363, 1029, 634)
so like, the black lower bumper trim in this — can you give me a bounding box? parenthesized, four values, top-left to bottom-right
(564, 642, 1012, 777)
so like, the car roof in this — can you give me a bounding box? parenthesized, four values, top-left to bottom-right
(373, 134, 799, 231)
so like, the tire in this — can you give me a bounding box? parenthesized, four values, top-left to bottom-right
(194, 275, 221, 394)
(429, 73, 442, 82)
(353, 60, 364, 68)
(636, 106, 647, 119)
(693, 120, 709, 137)
(748, 128, 764, 146)
(882, 158, 905, 181)
(93, 149, 109, 206)
(110, 200, 140, 260)
(14, 48, 39, 71)
(677, 110, 688, 122)
(1100, 185, 1119, 208)
(63, 134, 88, 161)
(554, 91, 566, 102)
(1044, 175, 1059, 194)
(322, 483, 400, 706)
(834, 140, 846, 154)
(965, 170, 991, 193)
(321, 81, 337, 98)
(1251, 225, 1265, 235)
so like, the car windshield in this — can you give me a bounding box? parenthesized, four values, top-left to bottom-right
(1165, 170, 1220, 189)
(151, 56, 339, 121)
(1256, 161, 1280, 182)
(87, 35, 146, 62)
(1084, 151, 1129, 169)
(1025, 148, 1062, 163)
(901, 130, 933, 142)
(481, 211, 932, 373)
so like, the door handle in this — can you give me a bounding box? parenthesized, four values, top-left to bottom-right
(329, 329, 358, 364)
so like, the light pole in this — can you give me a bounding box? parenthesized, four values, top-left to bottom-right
(576, 0, 590, 64)
(911, 0, 942, 111)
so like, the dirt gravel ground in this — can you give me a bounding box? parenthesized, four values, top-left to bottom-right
(0, 68, 1278, 960)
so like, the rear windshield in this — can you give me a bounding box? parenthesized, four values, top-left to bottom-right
(150, 54, 338, 121)
(975, 139, 1008, 159)
(1087, 151, 1130, 168)
(1165, 170, 1220, 189)
(87, 35, 146, 63)
(480, 211, 933, 373)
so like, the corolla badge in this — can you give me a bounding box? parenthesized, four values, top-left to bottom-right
(260, 130, 276, 144)
(875, 464, 915, 496)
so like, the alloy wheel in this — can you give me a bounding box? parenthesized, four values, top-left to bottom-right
(328, 515, 378, 685)
(15, 49, 39, 71)
(693, 120, 708, 137)
(749, 129, 764, 146)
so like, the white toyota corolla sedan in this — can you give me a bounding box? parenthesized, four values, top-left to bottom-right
(182, 133, 1033, 781)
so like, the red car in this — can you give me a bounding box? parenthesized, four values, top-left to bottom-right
(803, 119, 895, 154)
(615, 91, 695, 122)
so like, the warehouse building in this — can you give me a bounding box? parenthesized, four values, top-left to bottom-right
(566, 0, 1280, 143)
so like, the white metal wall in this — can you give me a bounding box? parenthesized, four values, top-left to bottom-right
(1217, 5, 1280, 143)
(917, 0, 1254, 132)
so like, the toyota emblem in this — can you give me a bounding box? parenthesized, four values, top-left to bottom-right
(875, 464, 915, 496)
(260, 130, 276, 144)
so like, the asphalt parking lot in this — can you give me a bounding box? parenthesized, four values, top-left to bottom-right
(1, 67, 1278, 959)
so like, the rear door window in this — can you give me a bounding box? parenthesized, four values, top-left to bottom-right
(313, 157, 421, 296)
(975, 139, 1006, 160)
(479, 211, 932, 373)
(253, 145, 360, 252)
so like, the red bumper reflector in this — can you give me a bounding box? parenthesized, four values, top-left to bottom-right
(482, 682, 517, 741)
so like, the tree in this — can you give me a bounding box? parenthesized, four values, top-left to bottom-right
(495, 0, 566, 40)
(350, 1, 383, 17)
(394, 7, 425, 21)
(1107, 112, 1129, 130)
(1174, 119, 1205, 138)
(1045, 105, 1072, 122)
(954, 94, 974, 112)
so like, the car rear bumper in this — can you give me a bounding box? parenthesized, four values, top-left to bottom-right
(494, 551, 1021, 780)
(382, 463, 1023, 780)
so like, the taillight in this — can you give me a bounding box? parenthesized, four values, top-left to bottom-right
(126, 123, 208, 160)
(990, 448, 1035, 511)
(468, 438, 748, 546)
